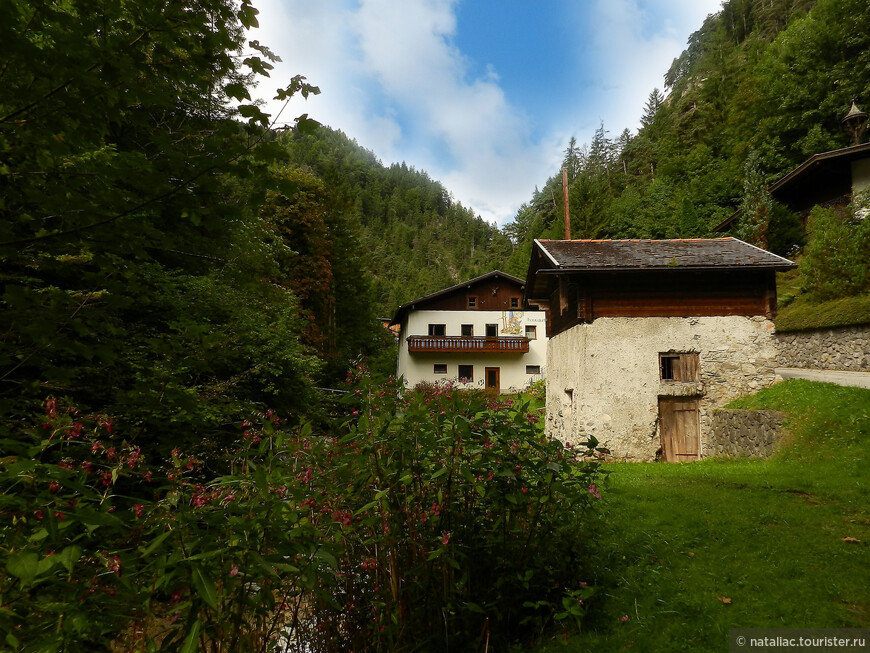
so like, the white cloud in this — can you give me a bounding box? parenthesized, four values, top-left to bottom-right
(249, 0, 721, 225)
(572, 0, 722, 137)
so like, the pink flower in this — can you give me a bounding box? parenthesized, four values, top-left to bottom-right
(620, 614, 629, 623)
(132, 504, 144, 518)
(49, 480, 60, 494)
(230, 565, 239, 577)
(587, 484, 601, 500)
(441, 533, 450, 546)
(107, 555, 122, 576)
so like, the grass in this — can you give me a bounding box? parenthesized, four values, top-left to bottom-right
(775, 292, 870, 332)
(534, 380, 870, 652)
(774, 268, 870, 332)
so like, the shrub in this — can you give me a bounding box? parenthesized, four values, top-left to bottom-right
(0, 400, 341, 652)
(799, 204, 870, 301)
(318, 371, 607, 650)
(1, 373, 606, 651)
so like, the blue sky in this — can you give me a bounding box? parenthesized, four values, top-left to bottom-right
(251, 0, 722, 225)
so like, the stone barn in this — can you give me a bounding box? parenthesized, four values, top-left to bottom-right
(523, 238, 796, 461)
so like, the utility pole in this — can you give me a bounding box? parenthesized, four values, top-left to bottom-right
(562, 167, 571, 240)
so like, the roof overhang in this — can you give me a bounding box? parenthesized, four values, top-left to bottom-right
(714, 142, 870, 232)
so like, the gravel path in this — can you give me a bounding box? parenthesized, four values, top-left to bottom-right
(775, 367, 870, 389)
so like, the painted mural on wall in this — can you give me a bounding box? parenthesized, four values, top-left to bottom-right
(501, 311, 523, 335)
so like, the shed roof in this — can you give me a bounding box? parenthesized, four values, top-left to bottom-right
(532, 237, 795, 271)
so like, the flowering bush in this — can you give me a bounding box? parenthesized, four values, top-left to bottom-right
(315, 370, 608, 650)
(1, 374, 607, 651)
(0, 400, 340, 652)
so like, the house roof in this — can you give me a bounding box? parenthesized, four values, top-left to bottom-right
(531, 237, 795, 272)
(389, 270, 525, 326)
(714, 141, 870, 232)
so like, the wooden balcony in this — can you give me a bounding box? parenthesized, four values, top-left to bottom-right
(407, 335, 530, 354)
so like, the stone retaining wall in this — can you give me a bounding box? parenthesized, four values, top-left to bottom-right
(707, 409, 787, 458)
(775, 325, 870, 371)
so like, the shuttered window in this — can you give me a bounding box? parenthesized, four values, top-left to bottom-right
(659, 353, 699, 381)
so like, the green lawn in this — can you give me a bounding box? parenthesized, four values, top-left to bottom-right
(773, 267, 870, 332)
(536, 380, 870, 652)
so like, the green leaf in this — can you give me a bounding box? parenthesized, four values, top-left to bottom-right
(294, 114, 321, 135)
(431, 467, 449, 480)
(190, 564, 218, 610)
(355, 500, 379, 516)
(142, 530, 173, 556)
(6, 552, 39, 587)
(224, 82, 250, 102)
(180, 619, 202, 653)
(314, 548, 337, 569)
(57, 545, 81, 573)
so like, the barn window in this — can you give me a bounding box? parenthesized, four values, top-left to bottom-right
(526, 365, 541, 375)
(659, 353, 699, 382)
(467, 296, 477, 308)
(510, 297, 520, 308)
(428, 324, 446, 336)
(458, 365, 473, 381)
(434, 364, 448, 374)
(461, 324, 473, 337)
(485, 324, 498, 337)
(525, 325, 537, 339)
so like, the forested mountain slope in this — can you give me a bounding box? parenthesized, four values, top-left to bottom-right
(275, 128, 512, 317)
(502, 0, 870, 276)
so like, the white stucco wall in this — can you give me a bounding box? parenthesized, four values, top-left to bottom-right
(851, 158, 870, 195)
(546, 316, 780, 461)
(397, 309, 547, 392)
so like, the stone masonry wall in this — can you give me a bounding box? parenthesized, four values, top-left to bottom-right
(775, 325, 870, 371)
(708, 409, 787, 458)
(546, 316, 780, 461)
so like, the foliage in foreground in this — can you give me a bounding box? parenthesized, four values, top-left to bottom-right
(1, 372, 607, 651)
(535, 380, 870, 652)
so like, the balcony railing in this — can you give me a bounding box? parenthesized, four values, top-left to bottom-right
(407, 335, 530, 354)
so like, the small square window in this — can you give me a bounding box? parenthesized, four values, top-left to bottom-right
(510, 297, 520, 308)
(526, 365, 541, 375)
(659, 353, 699, 381)
(467, 296, 477, 308)
(485, 324, 498, 338)
(428, 324, 446, 336)
(524, 325, 537, 339)
(434, 364, 447, 374)
(461, 324, 473, 337)
(458, 364, 473, 381)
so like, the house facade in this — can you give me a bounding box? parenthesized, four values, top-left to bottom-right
(391, 271, 547, 393)
(524, 238, 795, 461)
(715, 141, 870, 232)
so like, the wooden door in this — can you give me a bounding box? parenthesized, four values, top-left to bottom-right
(659, 398, 699, 462)
(485, 367, 500, 394)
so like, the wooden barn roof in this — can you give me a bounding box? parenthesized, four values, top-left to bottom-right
(532, 238, 794, 272)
